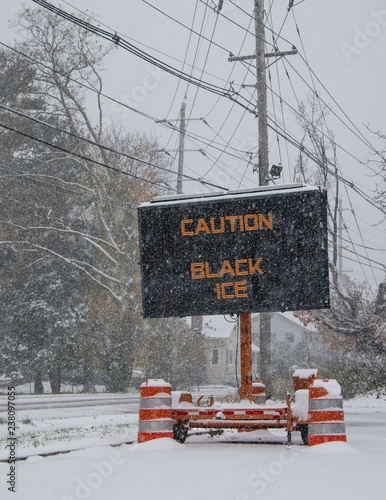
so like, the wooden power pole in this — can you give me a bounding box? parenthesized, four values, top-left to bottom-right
(239, 0, 271, 401)
(177, 98, 186, 195)
(176, 98, 204, 338)
(254, 0, 272, 399)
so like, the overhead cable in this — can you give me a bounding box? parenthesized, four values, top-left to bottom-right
(0, 105, 228, 192)
(0, 42, 252, 168)
(0, 121, 176, 191)
(31, 0, 233, 99)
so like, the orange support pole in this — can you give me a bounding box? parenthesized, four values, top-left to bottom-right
(239, 312, 254, 401)
(286, 392, 292, 445)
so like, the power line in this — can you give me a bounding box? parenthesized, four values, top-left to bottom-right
(336, 228, 386, 253)
(0, 41, 253, 181)
(236, 41, 381, 180)
(337, 252, 385, 274)
(229, 6, 382, 180)
(4, 1, 382, 291)
(291, 9, 379, 158)
(186, 1, 220, 122)
(198, 16, 257, 176)
(16, 1, 386, 218)
(286, 11, 382, 284)
(0, 120, 176, 191)
(198, 0, 273, 47)
(24, 4, 382, 207)
(142, 0, 233, 55)
(164, 0, 200, 120)
(30, 0, 281, 148)
(0, 104, 231, 192)
(59, 0, 228, 86)
(29, 0, 384, 180)
(267, 70, 380, 179)
(30, 0, 235, 99)
(284, 52, 379, 161)
(201, 104, 251, 181)
(162, 1, 210, 156)
(236, 63, 384, 212)
(149, 1, 385, 282)
(227, 0, 296, 50)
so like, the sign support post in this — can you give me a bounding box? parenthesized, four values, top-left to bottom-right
(239, 312, 253, 400)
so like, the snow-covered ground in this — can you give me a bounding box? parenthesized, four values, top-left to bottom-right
(0, 391, 385, 499)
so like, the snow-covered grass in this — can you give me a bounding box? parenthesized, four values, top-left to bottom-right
(0, 391, 385, 499)
(0, 413, 138, 460)
(342, 389, 386, 412)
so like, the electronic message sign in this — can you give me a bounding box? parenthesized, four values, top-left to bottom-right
(137, 185, 330, 318)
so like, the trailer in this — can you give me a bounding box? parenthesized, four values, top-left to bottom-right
(169, 369, 346, 446)
(171, 390, 295, 444)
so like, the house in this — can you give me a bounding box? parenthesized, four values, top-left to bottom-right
(202, 312, 317, 386)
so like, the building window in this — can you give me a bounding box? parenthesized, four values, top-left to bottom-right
(226, 349, 234, 365)
(286, 332, 294, 342)
(211, 348, 219, 366)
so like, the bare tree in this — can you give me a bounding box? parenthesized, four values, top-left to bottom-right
(296, 94, 341, 267)
(366, 128, 386, 221)
(1, 7, 172, 391)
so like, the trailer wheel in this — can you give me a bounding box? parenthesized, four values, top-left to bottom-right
(173, 423, 188, 443)
(299, 424, 308, 445)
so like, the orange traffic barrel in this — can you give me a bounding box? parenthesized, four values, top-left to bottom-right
(138, 379, 173, 443)
(292, 368, 319, 391)
(308, 379, 346, 446)
(252, 380, 266, 404)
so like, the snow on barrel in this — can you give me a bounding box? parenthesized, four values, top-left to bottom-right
(138, 379, 173, 443)
(292, 368, 319, 391)
(252, 380, 266, 404)
(308, 379, 346, 446)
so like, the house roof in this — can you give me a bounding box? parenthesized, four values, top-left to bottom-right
(202, 315, 238, 338)
(202, 311, 314, 339)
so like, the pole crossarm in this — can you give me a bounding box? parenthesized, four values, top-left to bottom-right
(228, 49, 297, 62)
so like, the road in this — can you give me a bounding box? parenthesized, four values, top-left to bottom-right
(0, 393, 140, 412)
(0, 386, 235, 416)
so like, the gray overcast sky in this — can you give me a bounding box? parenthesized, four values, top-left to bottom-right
(1, 0, 385, 295)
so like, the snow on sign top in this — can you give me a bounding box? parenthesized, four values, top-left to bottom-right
(137, 184, 330, 318)
(144, 183, 313, 205)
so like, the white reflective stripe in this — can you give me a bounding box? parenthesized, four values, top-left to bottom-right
(140, 398, 172, 409)
(309, 423, 346, 435)
(138, 420, 173, 433)
(309, 399, 343, 410)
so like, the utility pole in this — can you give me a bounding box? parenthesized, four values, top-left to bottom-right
(176, 98, 204, 338)
(338, 197, 343, 281)
(255, 0, 269, 189)
(177, 98, 186, 195)
(238, 0, 270, 401)
(254, 0, 272, 399)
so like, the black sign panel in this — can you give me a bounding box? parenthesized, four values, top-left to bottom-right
(137, 186, 329, 318)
